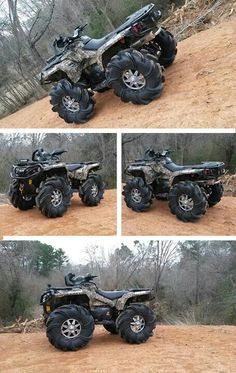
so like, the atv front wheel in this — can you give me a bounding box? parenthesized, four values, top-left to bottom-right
(46, 304, 94, 351)
(208, 182, 224, 207)
(123, 177, 152, 212)
(8, 181, 35, 210)
(50, 79, 95, 124)
(116, 304, 156, 344)
(154, 28, 177, 68)
(168, 181, 207, 222)
(79, 174, 105, 206)
(106, 49, 163, 105)
(103, 322, 118, 334)
(36, 176, 71, 218)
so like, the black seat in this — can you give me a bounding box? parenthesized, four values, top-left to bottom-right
(96, 288, 128, 300)
(83, 4, 155, 51)
(67, 163, 84, 172)
(165, 161, 223, 172)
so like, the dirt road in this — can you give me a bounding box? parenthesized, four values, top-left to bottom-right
(122, 196, 236, 236)
(0, 326, 235, 372)
(0, 19, 235, 129)
(0, 190, 116, 237)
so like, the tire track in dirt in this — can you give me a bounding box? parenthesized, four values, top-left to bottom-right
(0, 19, 235, 129)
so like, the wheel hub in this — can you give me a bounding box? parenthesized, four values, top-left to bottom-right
(91, 183, 98, 197)
(62, 95, 80, 112)
(178, 194, 194, 211)
(131, 188, 142, 203)
(22, 195, 33, 201)
(51, 189, 63, 207)
(122, 69, 146, 90)
(130, 315, 145, 333)
(61, 318, 81, 339)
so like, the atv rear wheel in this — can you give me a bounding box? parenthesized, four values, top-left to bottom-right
(46, 304, 94, 351)
(79, 174, 105, 206)
(123, 177, 152, 212)
(8, 181, 35, 210)
(154, 28, 177, 68)
(208, 182, 224, 207)
(50, 79, 95, 124)
(103, 322, 118, 334)
(106, 49, 163, 105)
(36, 176, 71, 218)
(168, 181, 207, 222)
(116, 304, 156, 344)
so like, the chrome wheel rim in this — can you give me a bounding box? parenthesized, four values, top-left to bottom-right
(62, 95, 80, 112)
(51, 189, 63, 207)
(91, 183, 98, 197)
(131, 188, 142, 203)
(61, 319, 81, 339)
(130, 315, 145, 333)
(122, 69, 146, 90)
(178, 194, 194, 211)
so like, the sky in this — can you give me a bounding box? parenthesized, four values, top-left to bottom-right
(4, 237, 182, 265)
(39, 236, 120, 264)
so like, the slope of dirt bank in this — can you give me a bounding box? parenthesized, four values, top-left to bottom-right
(0, 326, 235, 372)
(122, 196, 236, 236)
(0, 19, 235, 129)
(0, 190, 116, 237)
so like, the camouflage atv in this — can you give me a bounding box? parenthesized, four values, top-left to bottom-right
(8, 148, 104, 218)
(40, 273, 156, 351)
(123, 149, 225, 222)
(41, 3, 177, 124)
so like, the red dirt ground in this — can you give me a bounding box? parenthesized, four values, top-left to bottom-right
(122, 196, 236, 236)
(0, 190, 116, 238)
(0, 326, 235, 372)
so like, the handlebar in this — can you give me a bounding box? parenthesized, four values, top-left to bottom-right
(64, 273, 98, 287)
(32, 148, 66, 162)
(53, 24, 88, 50)
(145, 148, 172, 159)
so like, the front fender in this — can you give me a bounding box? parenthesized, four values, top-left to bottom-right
(41, 60, 82, 84)
(125, 165, 156, 184)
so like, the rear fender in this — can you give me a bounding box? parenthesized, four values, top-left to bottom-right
(171, 169, 204, 186)
(116, 291, 152, 311)
(69, 163, 101, 181)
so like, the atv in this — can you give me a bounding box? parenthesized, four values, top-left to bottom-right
(8, 148, 104, 218)
(123, 149, 225, 222)
(41, 3, 177, 124)
(40, 273, 156, 351)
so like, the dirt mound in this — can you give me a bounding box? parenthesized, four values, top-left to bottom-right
(222, 174, 236, 196)
(0, 19, 235, 129)
(163, 0, 236, 40)
(122, 196, 236, 236)
(0, 190, 116, 238)
(0, 326, 235, 372)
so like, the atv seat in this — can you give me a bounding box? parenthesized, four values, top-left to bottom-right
(67, 163, 85, 172)
(67, 162, 98, 172)
(165, 161, 224, 172)
(82, 4, 156, 51)
(96, 288, 128, 300)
